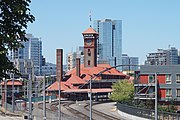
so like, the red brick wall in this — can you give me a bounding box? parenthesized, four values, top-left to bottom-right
(140, 75, 148, 84)
(158, 74, 165, 84)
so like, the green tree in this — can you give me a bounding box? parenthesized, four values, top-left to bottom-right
(0, 0, 35, 79)
(110, 80, 134, 103)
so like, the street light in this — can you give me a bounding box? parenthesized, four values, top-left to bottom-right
(3, 78, 7, 114)
(11, 73, 15, 113)
(28, 74, 32, 120)
(43, 75, 46, 120)
(58, 78, 61, 120)
(155, 72, 158, 120)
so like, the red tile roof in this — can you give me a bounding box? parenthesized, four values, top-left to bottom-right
(66, 75, 86, 84)
(0, 80, 22, 86)
(66, 64, 126, 81)
(47, 64, 128, 92)
(62, 88, 112, 93)
(47, 82, 69, 91)
(82, 27, 98, 34)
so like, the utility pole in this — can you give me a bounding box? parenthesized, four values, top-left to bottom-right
(4, 78, 7, 114)
(89, 76, 92, 120)
(43, 75, 46, 120)
(129, 57, 131, 74)
(0, 80, 2, 106)
(12, 73, 14, 113)
(28, 74, 32, 120)
(58, 78, 61, 120)
(155, 72, 158, 120)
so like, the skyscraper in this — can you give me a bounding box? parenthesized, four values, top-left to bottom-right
(11, 34, 42, 75)
(93, 19, 122, 70)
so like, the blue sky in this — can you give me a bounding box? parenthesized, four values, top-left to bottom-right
(27, 0, 180, 64)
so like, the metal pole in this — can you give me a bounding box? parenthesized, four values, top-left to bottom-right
(28, 74, 32, 120)
(90, 76, 92, 120)
(129, 57, 130, 74)
(4, 78, 7, 114)
(12, 73, 14, 113)
(58, 79, 61, 120)
(43, 75, 46, 120)
(0, 81, 2, 106)
(155, 72, 158, 120)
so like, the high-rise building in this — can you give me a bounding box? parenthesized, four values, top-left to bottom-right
(93, 19, 122, 70)
(66, 46, 84, 71)
(145, 47, 178, 65)
(13, 58, 34, 79)
(11, 34, 42, 75)
(66, 52, 77, 71)
(122, 54, 139, 71)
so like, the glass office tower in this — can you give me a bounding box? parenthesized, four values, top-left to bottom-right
(93, 19, 122, 70)
(11, 34, 42, 75)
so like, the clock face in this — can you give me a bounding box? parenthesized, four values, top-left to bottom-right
(86, 39, 92, 46)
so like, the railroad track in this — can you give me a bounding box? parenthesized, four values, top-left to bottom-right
(84, 102, 121, 120)
(38, 100, 121, 120)
(62, 102, 91, 120)
(38, 100, 87, 120)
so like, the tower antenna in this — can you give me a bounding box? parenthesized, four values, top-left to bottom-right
(89, 10, 92, 27)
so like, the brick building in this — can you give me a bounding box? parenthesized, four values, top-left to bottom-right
(47, 27, 130, 100)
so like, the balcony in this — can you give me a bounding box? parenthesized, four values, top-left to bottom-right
(134, 93, 155, 100)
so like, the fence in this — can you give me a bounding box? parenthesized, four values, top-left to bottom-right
(25, 95, 57, 102)
(117, 103, 180, 120)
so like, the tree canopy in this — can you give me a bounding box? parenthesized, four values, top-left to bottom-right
(110, 80, 134, 103)
(0, 0, 35, 79)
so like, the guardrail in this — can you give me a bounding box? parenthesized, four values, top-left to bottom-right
(117, 103, 180, 120)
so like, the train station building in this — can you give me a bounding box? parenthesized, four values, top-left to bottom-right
(46, 27, 130, 100)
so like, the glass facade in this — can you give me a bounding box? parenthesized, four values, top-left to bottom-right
(93, 19, 122, 70)
(122, 53, 139, 71)
(11, 34, 42, 75)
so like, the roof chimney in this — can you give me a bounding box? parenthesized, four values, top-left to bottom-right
(76, 58, 80, 77)
(56, 49, 63, 81)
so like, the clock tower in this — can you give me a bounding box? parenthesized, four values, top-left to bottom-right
(82, 27, 98, 67)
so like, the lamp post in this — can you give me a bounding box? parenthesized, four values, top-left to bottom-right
(58, 78, 61, 120)
(155, 72, 158, 120)
(43, 75, 46, 120)
(28, 74, 32, 120)
(89, 76, 92, 120)
(4, 78, 7, 114)
(11, 73, 15, 113)
(128, 56, 131, 74)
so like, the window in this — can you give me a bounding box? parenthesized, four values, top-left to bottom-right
(166, 74, 171, 84)
(148, 75, 155, 83)
(166, 89, 172, 98)
(176, 74, 180, 83)
(177, 89, 180, 97)
(88, 60, 90, 65)
(88, 49, 91, 56)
